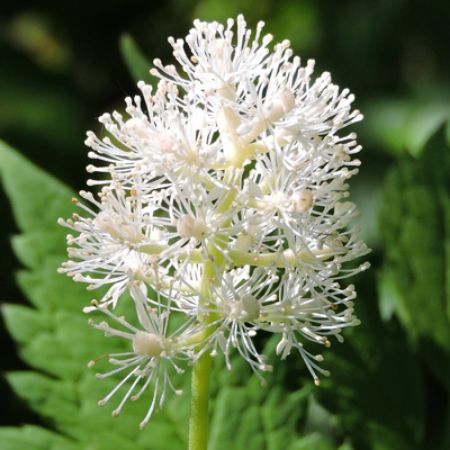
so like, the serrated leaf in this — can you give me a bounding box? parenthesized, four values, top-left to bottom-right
(380, 132, 450, 448)
(2, 304, 51, 344)
(0, 142, 191, 448)
(0, 143, 351, 449)
(16, 256, 91, 312)
(14, 310, 114, 379)
(214, 387, 266, 450)
(378, 129, 450, 348)
(316, 275, 425, 450)
(261, 387, 308, 432)
(208, 365, 313, 450)
(0, 425, 77, 450)
(7, 372, 79, 426)
(0, 140, 73, 235)
(11, 230, 65, 269)
(7, 369, 190, 449)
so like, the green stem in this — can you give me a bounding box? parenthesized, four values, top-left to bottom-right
(188, 166, 238, 450)
(188, 351, 212, 450)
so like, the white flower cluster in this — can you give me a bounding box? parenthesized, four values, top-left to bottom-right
(59, 16, 369, 428)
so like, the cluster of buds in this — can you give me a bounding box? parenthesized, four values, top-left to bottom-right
(59, 16, 369, 428)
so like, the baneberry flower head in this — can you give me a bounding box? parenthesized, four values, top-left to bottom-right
(59, 15, 369, 426)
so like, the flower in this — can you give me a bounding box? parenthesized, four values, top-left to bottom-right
(85, 81, 221, 188)
(87, 283, 199, 429)
(201, 267, 278, 377)
(58, 183, 171, 309)
(60, 15, 369, 425)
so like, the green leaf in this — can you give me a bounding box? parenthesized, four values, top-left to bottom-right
(0, 140, 74, 235)
(405, 104, 450, 157)
(119, 34, 156, 85)
(0, 425, 77, 450)
(364, 99, 450, 157)
(0, 142, 366, 449)
(350, 161, 384, 250)
(377, 267, 403, 322)
(2, 304, 51, 344)
(208, 355, 316, 450)
(209, 385, 310, 450)
(0, 141, 191, 448)
(6, 366, 190, 449)
(316, 274, 425, 450)
(209, 386, 262, 450)
(194, 0, 271, 23)
(377, 129, 450, 449)
(11, 230, 65, 269)
(7, 372, 79, 426)
(0, 77, 84, 149)
(16, 256, 91, 312)
(363, 99, 411, 154)
(378, 129, 450, 348)
(288, 433, 335, 450)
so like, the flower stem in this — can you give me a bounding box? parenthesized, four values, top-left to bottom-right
(188, 351, 212, 450)
(187, 166, 237, 450)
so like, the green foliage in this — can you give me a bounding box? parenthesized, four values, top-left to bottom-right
(193, 0, 318, 52)
(364, 99, 450, 157)
(2, 126, 450, 448)
(0, 79, 84, 150)
(378, 131, 450, 349)
(0, 140, 338, 449)
(378, 130, 450, 448)
(0, 141, 190, 449)
(1, 1, 450, 447)
(317, 278, 425, 450)
(0, 425, 77, 450)
(119, 34, 158, 86)
(0, 141, 73, 238)
(209, 378, 312, 450)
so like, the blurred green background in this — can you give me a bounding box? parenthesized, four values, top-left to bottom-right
(1, 0, 449, 449)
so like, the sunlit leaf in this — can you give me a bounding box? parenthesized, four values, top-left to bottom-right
(1, 141, 348, 449)
(119, 34, 157, 85)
